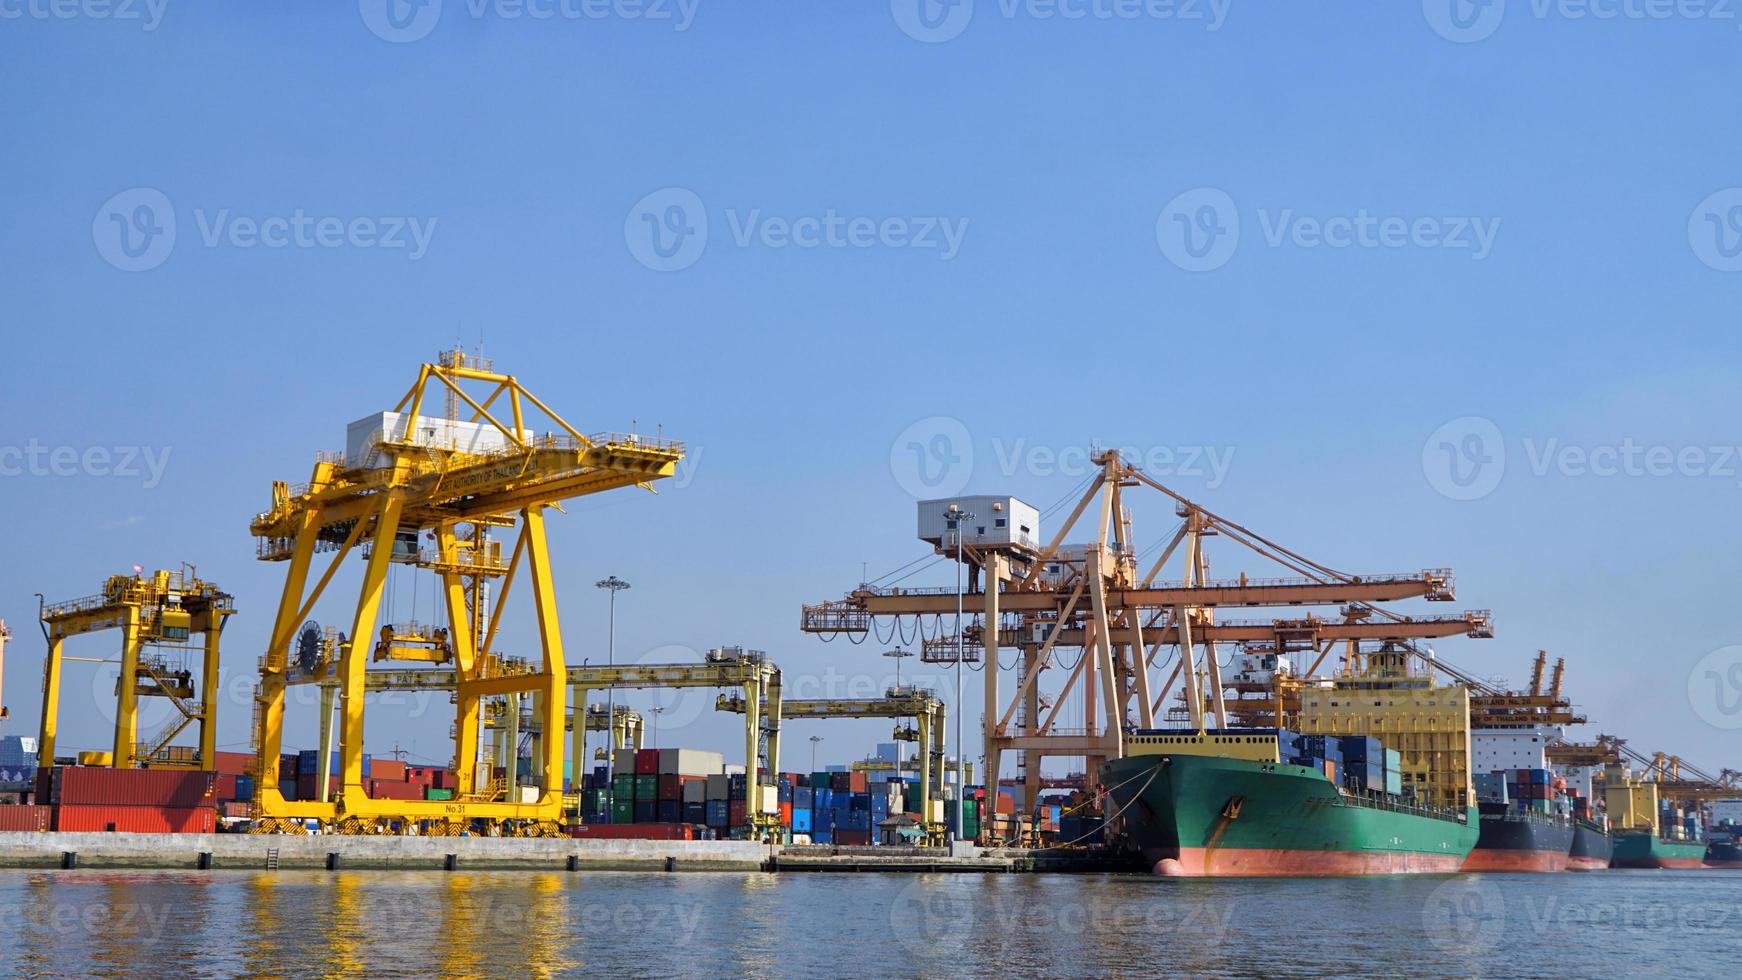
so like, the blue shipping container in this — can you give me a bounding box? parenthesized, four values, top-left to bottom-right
(792, 809, 812, 833)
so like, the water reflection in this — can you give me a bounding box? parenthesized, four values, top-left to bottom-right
(0, 869, 1735, 977)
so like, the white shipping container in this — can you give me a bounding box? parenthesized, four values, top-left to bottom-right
(659, 748, 724, 777)
(612, 748, 638, 777)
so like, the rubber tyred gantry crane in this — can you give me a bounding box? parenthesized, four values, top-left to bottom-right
(249, 349, 682, 836)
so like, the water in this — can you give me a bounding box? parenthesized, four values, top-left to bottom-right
(0, 868, 1736, 977)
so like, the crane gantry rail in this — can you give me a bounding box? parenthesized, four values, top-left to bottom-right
(249, 350, 683, 836)
(803, 449, 1491, 822)
(717, 686, 947, 840)
(37, 568, 234, 771)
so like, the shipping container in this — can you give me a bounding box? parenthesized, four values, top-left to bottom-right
(656, 748, 724, 777)
(633, 800, 657, 823)
(634, 749, 660, 775)
(682, 778, 708, 804)
(46, 767, 215, 807)
(0, 805, 50, 831)
(214, 751, 255, 776)
(52, 805, 215, 834)
(658, 773, 682, 800)
(657, 800, 682, 823)
(425, 788, 455, 801)
(635, 775, 658, 801)
(571, 822, 696, 841)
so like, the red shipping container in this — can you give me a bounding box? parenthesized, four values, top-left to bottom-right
(728, 800, 746, 826)
(848, 772, 869, 794)
(570, 822, 696, 841)
(221, 801, 253, 819)
(658, 773, 681, 800)
(429, 770, 451, 790)
(53, 805, 215, 834)
(366, 779, 424, 801)
(779, 802, 793, 827)
(0, 805, 50, 831)
(47, 768, 214, 807)
(834, 829, 872, 846)
(372, 760, 408, 782)
(214, 751, 255, 776)
(213, 775, 238, 801)
(634, 749, 659, 775)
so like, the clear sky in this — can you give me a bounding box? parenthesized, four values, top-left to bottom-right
(3, 1, 1741, 781)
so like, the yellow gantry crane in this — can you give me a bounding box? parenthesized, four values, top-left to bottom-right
(717, 685, 948, 840)
(249, 350, 683, 835)
(272, 645, 783, 837)
(37, 568, 234, 771)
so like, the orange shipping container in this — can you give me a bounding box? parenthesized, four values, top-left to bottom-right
(52, 805, 215, 834)
(0, 805, 50, 831)
(214, 751, 255, 776)
(372, 760, 408, 782)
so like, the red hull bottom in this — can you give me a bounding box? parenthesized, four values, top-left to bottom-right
(1461, 848, 1569, 873)
(1612, 857, 1706, 869)
(1566, 856, 1610, 871)
(1704, 860, 1742, 869)
(1152, 847, 1467, 877)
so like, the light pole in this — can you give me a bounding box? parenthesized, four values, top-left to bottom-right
(883, 647, 914, 784)
(649, 705, 666, 749)
(809, 735, 824, 774)
(946, 504, 973, 842)
(596, 576, 630, 788)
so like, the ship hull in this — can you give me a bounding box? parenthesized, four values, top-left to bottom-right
(1703, 839, 1742, 869)
(1610, 831, 1707, 869)
(1567, 821, 1613, 871)
(1462, 801, 1575, 873)
(1103, 753, 1477, 878)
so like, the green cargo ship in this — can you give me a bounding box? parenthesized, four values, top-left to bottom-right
(1610, 830, 1706, 869)
(1103, 732, 1478, 877)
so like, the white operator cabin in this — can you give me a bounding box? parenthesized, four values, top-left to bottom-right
(917, 496, 1040, 552)
(346, 411, 532, 468)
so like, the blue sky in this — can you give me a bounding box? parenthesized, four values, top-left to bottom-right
(2, 1, 1741, 780)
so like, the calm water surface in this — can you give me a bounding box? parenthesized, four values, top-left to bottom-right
(0, 868, 1735, 977)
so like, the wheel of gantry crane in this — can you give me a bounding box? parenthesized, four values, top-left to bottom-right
(335, 816, 378, 836)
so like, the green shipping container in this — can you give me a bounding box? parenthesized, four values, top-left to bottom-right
(635, 775, 658, 800)
(611, 799, 634, 823)
(613, 774, 635, 798)
(425, 788, 455, 801)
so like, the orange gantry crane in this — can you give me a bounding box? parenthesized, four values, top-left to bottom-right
(249, 349, 682, 835)
(802, 449, 1492, 818)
